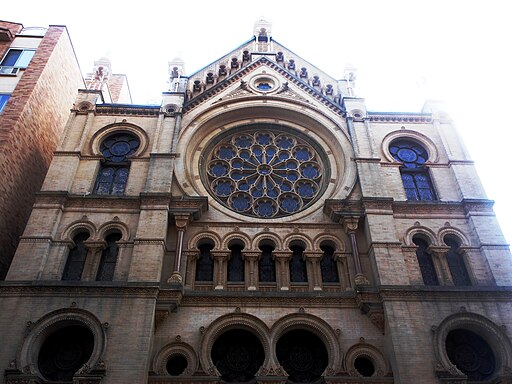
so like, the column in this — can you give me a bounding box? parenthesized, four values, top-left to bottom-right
(82, 240, 106, 281)
(244, 251, 260, 291)
(212, 250, 230, 290)
(304, 252, 323, 291)
(429, 246, 453, 285)
(168, 214, 190, 284)
(274, 251, 291, 291)
(342, 217, 370, 286)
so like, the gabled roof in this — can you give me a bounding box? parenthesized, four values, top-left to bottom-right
(184, 55, 345, 116)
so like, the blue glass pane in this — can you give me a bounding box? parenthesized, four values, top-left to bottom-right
(267, 188, 279, 198)
(235, 136, 252, 148)
(405, 188, 419, 200)
(281, 196, 300, 212)
(215, 181, 233, 196)
(276, 137, 293, 149)
(257, 134, 271, 145)
(401, 174, 415, 188)
(232, 159, 243, 169)
(251, 188, 263, 198)
(238, 182, 250, 191)
(210, 162, 229, 177)
(231, 171, 244, 180)
(255, 201, 275, 217)
(111, 141, 131, 156)
(294, 148, 310, 161)
(231, 195, 251, 211)
(301, 164, 319, 179)
(257, 82, 272, 90)
(219, 147, 235, 159)
(286, 161, 298, 170)
(297, 182, 315, 198)
(266, 147, 276, 158)
(239, 150, 251, 160)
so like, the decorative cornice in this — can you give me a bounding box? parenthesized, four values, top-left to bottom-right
(378, 286, 512, 302)
(184, 56, 345, 115)
(95, 104, 161, 117)
(367, 112, 433, 123)
(0, 283, 159, 298)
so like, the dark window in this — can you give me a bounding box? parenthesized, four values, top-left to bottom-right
(38, 325, 94, 382)
(0, 94, 10, 113)
(93, 133, 140, 195)
(259, 244, 276, 282)
(413, 237, 439, 286)
(289, 245, 307, 283)
(96, 232, 122, 281)
(227, 244, 244, 282)
(62, 233, 89, 281)
(195, 243, 214, 282)
(445, 237, 471, 286)
(446, 329, 495, 381)
(354, 356, 375, 377)
(0, 49, 35, 74)
(276, 329, 328, 383)
(320, 245, 339, 283)
(166, 355, 188, 376)
(211, 329, 264, 383)
(390, 139, 437, 201)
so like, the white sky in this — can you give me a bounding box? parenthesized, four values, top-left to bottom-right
(3, 0, 511, 244)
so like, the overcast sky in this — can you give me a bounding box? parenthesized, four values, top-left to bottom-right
(3, 0, 511, 244)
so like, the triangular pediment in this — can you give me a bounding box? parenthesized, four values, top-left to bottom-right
(184, 56, 345, 115)
(182, 39, 346, 115)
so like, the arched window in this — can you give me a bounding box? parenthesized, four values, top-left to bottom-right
(289, 244, 307, 283)
(94, 132, 140, 195)
(259, 244, 276, 283)
(320, 244, 339, 283)
(195, 243, 214, 282)
(445, 236, 471, 286)
(413, 237, 439, 286)
(390, 139, 437, 201)
(96, 232, 122, 281)
(62, 232, 89, 281)
(227, 243, 244, 282)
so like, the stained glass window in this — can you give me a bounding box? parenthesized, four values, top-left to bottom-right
(390, 139, 437, 201)
(289, 245, 307, 283)
(94, 133, 140, 195)
(62, 232, 89, 281)
(259, 245, 276, 282)
(96, 232, 122, 281)
(195, 243, 214, 282)
(320, 245, 339, 283)
(227, 244, 244, 282)
(445, 237, 471, 286)
(413, 237, 439, 286)
(203, 125, 328, 218)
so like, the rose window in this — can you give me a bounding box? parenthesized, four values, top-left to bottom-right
(203, 126, 328, 218)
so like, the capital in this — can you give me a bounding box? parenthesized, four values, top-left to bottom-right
(341, 216, 360, 234)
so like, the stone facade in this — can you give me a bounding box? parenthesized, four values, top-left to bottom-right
(1, 21, 511, 384)
(0, 21, 84, 278)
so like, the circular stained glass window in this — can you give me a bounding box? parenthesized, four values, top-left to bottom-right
(202, 125, 329, 218)
(389, 139, 428, 169)
(100, 133, 140, 163)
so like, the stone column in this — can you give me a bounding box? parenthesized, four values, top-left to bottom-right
(429, 246, 453, 285)
(184, 250, 200, 289)
(244, 251, 260, 291)
(168, 214, 190, 284)
(336, 251, 352, 290)
(342, 217, 369, 286)
(274, 251, 291, 291)
(212, 250, 230, 290)
(82, 240, 106, 281)
(304, 252, 323, 291)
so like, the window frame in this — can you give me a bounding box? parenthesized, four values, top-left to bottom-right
(0, 48, 36, 74)
(0, 93, 11, 113)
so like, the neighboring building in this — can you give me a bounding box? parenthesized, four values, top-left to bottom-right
(1, 20, 512, 384)
(0, 20, 84, 278)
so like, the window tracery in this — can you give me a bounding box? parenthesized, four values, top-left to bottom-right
(389, 139, 436, 201)
(203, 125, 328, 218)
(94, 132, 140, 195)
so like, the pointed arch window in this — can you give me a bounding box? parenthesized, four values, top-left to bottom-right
(445, 237, 471, 286)
(413, 237, 439, 286)
(320, 244, 339, 283)
(227, 244, 245, 282)
(195, 243, 214, 282)
(390, 139, 437, 201)
(289, 245, 307, 283)
(62, 232, 89, 281)
(94, 133, 140, 195)
(96, 232, 122, 281)
(259, 244, 276, 283)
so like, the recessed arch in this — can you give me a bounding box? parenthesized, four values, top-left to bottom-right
(89, 122, 149, 158)
(97, 220, 130, 241)
(433, 311, 512, 381)
(404, 225, 437, 247)
(222, 232, 251, 250)
(17, 308, 107, 382)
(187, 231, 221, 250)
(270, 313, 342, 377)
(438, 227, 471, 247)
(152, 341, 198, 376)
(252, 232, 283, 251)
(283, 234, 313, 251)
(199, 313, 271, 377)
(382, 129, 439, 164)
(344, 339, 390, 377)
(313, 234, 345, 252)
(61, 219, 96, 242)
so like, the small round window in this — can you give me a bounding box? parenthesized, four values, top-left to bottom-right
(389, 139, 428, 168)
(100, 133, 140, 163)
(252, 77, 276, 92)
(202, 124, 329, 219)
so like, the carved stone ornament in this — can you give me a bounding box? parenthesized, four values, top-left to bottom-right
(354, 273, 370, 286)
(167, 272, 183, 284)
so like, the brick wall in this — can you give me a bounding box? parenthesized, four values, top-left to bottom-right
(0, 25, 84, 278)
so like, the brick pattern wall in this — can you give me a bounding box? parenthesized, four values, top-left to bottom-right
(0, 25, 84, 278)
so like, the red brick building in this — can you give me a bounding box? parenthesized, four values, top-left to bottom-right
(0, 21, 84, 278)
